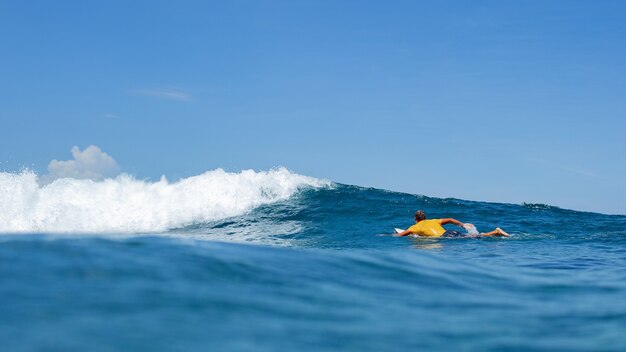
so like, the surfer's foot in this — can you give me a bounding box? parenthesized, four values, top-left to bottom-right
(495, 228, 511, 237)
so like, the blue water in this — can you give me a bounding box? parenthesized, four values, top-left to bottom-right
(1, 183, 626, 351)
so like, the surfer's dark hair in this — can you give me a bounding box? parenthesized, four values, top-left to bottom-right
(414, 210, 426, 222)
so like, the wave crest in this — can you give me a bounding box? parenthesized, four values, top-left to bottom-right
(0, 168, 329, 234)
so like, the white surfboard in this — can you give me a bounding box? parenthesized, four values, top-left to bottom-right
(394, 228, 405, 234)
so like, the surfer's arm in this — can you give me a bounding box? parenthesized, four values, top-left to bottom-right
(394, 229, 413, 237)
(440, 218, 465, 228)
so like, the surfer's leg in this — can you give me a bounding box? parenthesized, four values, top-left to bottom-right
(481, 228, 510, 237)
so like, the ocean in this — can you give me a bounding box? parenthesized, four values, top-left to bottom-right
(1, 168, 625, 351)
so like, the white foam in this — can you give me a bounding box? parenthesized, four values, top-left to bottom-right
(0, 168, 329, 234)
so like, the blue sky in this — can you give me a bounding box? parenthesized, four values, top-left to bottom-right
(1, 1, 625, 214)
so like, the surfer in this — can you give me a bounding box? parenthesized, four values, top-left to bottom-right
(395, 210, 510, 237)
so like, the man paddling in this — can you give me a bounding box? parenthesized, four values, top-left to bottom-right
(395, 210, 510, 237)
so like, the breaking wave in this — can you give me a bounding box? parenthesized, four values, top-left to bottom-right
(0, 168, 329, 233)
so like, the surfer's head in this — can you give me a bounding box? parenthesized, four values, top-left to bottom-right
(414, 210, 426, 222)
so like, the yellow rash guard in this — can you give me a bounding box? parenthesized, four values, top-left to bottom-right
(407, 219, 445, 237)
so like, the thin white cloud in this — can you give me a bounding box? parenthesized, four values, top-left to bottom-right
(527, 158, 605, 180)
(46, 145, 120, 182)
(132, 87, 191, 102)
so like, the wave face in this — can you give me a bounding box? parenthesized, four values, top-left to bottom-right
(1, 169, 626, 351)
(0, 168, 329, 234)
